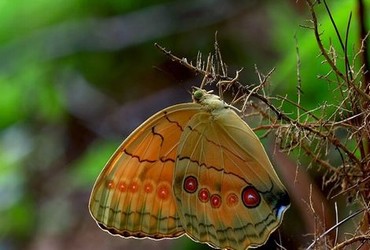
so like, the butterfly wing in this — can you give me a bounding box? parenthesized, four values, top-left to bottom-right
(173, 102, 290, 249)
(89, 103, 201, 239)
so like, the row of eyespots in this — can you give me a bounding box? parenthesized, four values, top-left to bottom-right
(183, 175, 261, 209)
(105, 179, 170, 200)
(183, 176, 239, 209)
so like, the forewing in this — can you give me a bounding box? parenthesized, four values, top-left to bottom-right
(89, 103, 200, 239)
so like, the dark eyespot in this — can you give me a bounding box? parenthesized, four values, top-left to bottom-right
(198, 188, 210, 202)
(183, 176, 198, 193)
(210, 194, 222, 208)
(241, 186, 261, 208)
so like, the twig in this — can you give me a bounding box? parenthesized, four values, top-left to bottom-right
(305, 0, 370, 102)
(331, 235, 370, 250)
(358, 0, 370, 95)
(306, 208, 366, 249)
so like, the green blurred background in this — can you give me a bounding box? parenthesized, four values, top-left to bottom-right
(0, 0, 368, 249)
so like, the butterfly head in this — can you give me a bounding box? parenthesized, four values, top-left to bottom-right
(192, 88, 227, 112)
(192, 88, 212, 102)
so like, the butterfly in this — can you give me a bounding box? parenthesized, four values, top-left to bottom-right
(89, 88, 290, 250)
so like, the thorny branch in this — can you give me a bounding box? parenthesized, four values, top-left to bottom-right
(155, 42, 362, 167)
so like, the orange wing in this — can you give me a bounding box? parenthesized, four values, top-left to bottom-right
(89, 103, 201, 239)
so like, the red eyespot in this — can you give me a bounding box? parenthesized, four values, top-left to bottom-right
(129, 182, 139, 193)
(198, 188, 210, 202)
(157, 185, 170, 200)
(226, 193, 239, 207)
(184, 176, 198, 193)
(118, 181, 127, 192)
(242, 186, 260, 208)
(144, 182, 153, 193)
(210, 194, 222, 208)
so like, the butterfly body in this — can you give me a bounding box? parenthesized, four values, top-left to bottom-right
(89, 89, 290, 249)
